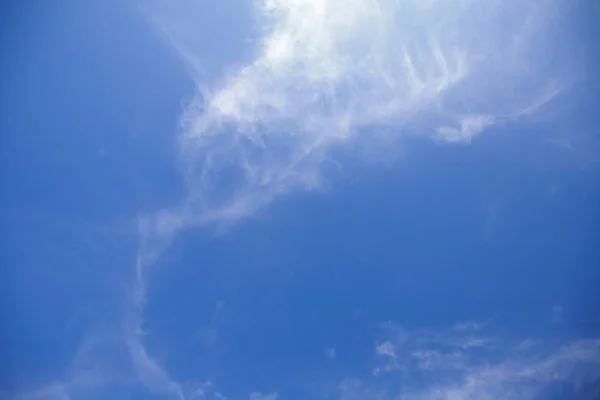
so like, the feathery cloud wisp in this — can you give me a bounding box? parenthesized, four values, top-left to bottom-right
(153, 0, 567, 228)
(365, 324, 600, 400)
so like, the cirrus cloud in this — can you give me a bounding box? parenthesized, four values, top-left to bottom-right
(148, 0, 569, 231)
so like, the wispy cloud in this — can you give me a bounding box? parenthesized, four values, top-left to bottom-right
(375, 341, 397, 359)
(11, 384, 70, 400)
(249, 392, 277, 400)
(13, 317, 599, 400)
(10, 328, 151, 400)
(131, 3, 571, 385)
(364, 322, 600, 400)
(18, 1, 575, 399)
(149, 0, 567, 231)
(194, 301, 228, 347)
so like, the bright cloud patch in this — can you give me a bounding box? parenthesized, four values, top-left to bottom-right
(160, 0, 566, 228)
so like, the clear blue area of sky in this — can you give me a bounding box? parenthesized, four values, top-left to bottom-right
(1, 1, 599, 399)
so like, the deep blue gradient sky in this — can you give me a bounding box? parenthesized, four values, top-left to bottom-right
(1, 1, 600, 399)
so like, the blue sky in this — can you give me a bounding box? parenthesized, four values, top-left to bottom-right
(1, 0, 600, 399)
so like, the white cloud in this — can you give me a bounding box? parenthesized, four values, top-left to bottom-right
(409, 339, 600, 400)
(435, 115, 493, 144)
(123, 1, 573, 391)
(8, 327, 170, 400)
(375, 341, 397, 358)
(452, 321, 489, 333)
(126, 333, 184, 398)
(28, 1, 575, 399)
(364, 323, 600, 400)
(147, 0, 568, 232)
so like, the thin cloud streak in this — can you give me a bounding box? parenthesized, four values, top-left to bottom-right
(361, 324, 600, 400)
